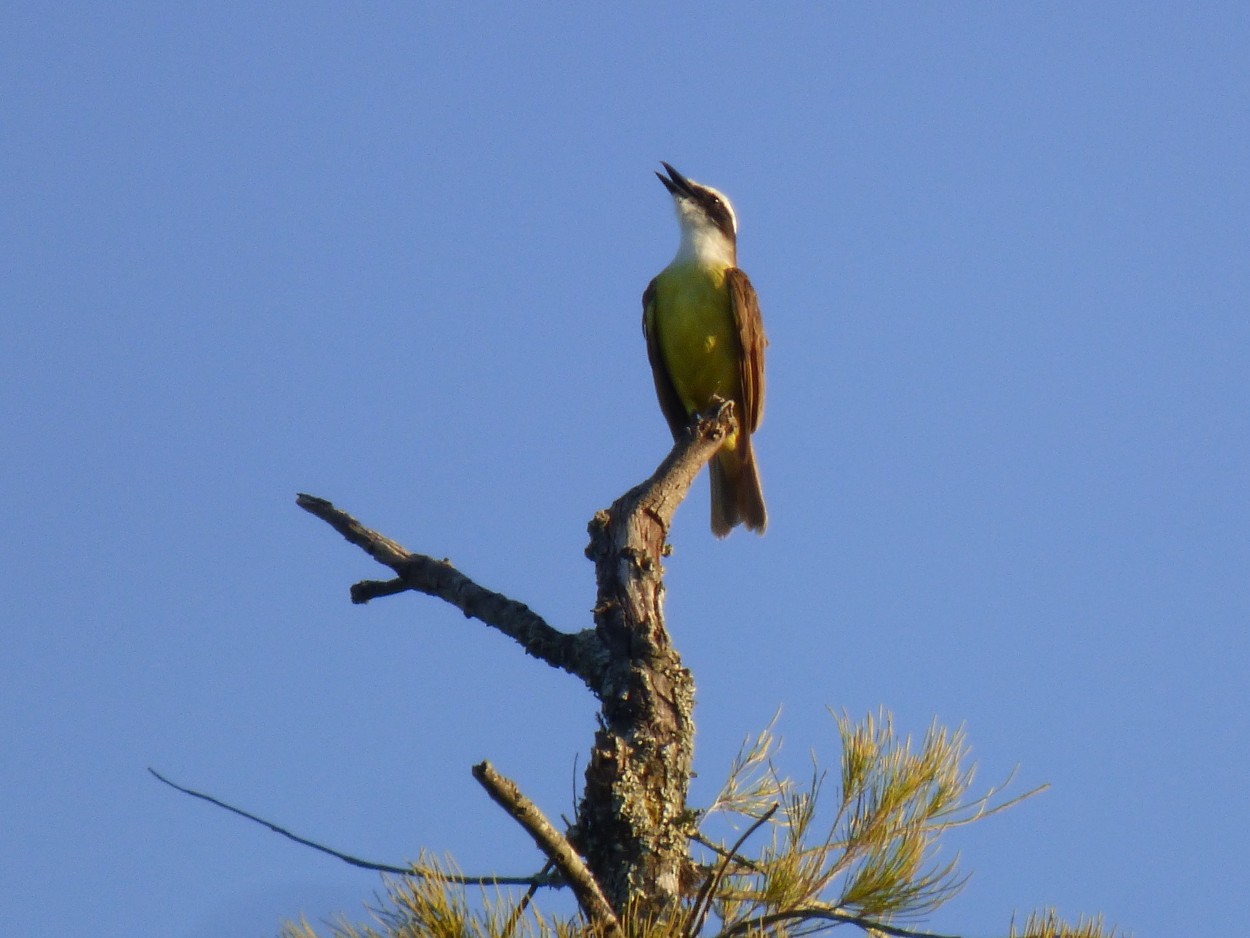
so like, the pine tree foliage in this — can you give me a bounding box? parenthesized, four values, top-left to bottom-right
(280, 855, 586, 938)
(690, 710, 1031, 936)
(279, 712, 1122, 938)
(1008, 910, 1118, 938)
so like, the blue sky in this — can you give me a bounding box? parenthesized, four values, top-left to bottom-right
(3, 4, 1247, 936)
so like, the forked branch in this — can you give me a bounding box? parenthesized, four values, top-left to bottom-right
(296, 493, 607, 687)
(288, 402, 738, 918)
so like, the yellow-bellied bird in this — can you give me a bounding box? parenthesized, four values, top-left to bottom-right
(643, 162, 767, 537)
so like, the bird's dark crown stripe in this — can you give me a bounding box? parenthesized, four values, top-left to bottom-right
(657, 162, 736, 243)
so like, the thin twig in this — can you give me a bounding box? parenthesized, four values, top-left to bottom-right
(689, 831, 765, 874)
(685, 804, 778, 938)
(501, 859, 556, 938)
(715, 906, 965, 938)
(149, 768, 556, 887)
(472, 761, 624, 938)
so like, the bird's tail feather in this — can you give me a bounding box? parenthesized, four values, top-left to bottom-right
(710, 443, 767, 538)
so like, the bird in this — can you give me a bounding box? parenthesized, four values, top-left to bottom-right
(643, 162, 767, 537)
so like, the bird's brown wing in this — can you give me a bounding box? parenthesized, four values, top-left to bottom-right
(642, 277, 691, 439)
(725, 268, 766, 435)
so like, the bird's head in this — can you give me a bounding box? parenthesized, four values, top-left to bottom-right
(657, 162, 738, 267)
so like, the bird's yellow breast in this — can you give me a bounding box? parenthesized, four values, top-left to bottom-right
(652, 262, 741, 417)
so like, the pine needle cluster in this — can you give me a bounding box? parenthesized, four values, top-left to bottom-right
(280, 854, 585, 938)
(692, 710, 1035, 936)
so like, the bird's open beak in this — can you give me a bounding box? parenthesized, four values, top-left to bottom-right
(656, 162, 695, 198)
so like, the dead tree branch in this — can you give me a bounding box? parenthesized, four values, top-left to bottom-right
(473, 761, 624, 938)
(296, 493, 607, 687)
